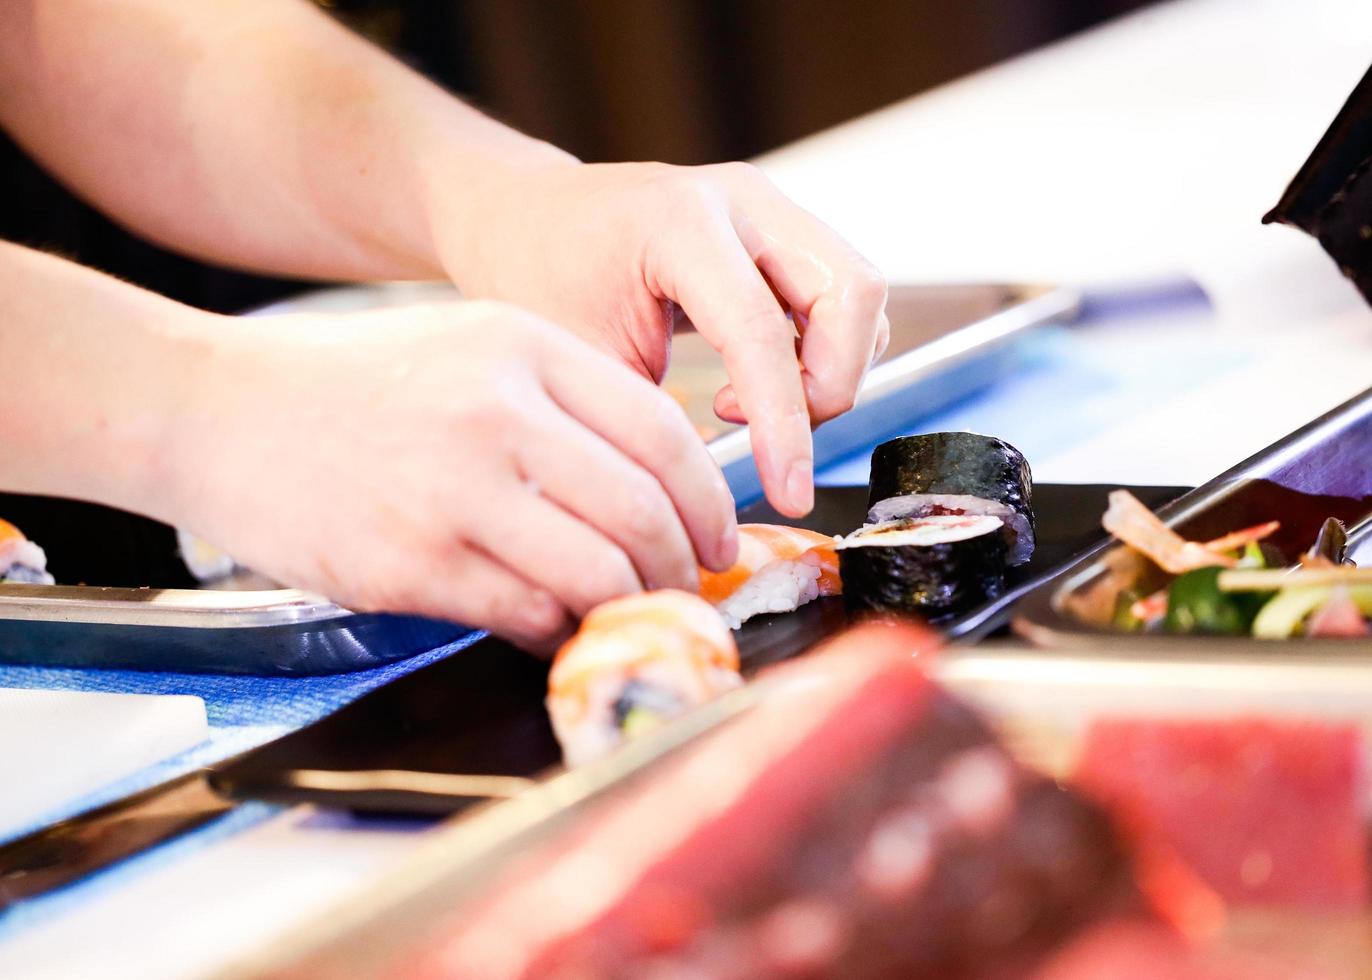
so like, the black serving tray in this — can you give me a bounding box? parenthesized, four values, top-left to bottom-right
(210, 482, 1186, 816)
(1014, 386, 1372, 655)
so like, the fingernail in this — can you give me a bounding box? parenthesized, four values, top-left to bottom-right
(716, 522, 739, 570)
(785, 459, 814, 515)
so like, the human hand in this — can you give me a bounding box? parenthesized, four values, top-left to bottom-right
(164, 302, 738, 651)
(430, 160, 890, 517)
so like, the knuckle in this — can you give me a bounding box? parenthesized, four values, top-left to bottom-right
(579, 549, 637, 608)
(805, 364, 860, 420)
(476, 301, 552, 348)
(639, 394, 694, 463)
(462, 298, 522, 328)
(662, 173, 720, 213)
(451, 391, 509, 436)
(817, 386, 858, 418)
(847, 262, 889, 310)
(713, 160, 764, 185)
(352, 565, 422, 616)
(500, 588, 565, 641)
(621, 477, 672, 543)
(458, 376, 535, 435)
(737, 303, 794, 340)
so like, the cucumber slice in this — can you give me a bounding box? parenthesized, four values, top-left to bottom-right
(1251, 585, 1372, 638)
(1165, 567, 1266, 635)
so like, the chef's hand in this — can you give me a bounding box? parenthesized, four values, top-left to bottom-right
(171, 302, 738, 651)
(431, 161, 890, 517)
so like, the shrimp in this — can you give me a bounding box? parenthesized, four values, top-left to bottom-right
(1101, 491, 1236, 575)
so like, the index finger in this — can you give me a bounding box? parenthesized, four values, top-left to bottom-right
(649, 213, 814, 517)
(727, 172, 888, 424)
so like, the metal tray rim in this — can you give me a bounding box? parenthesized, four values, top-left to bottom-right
(706, 282, 1080, 469)
(0, 583, 347, 628)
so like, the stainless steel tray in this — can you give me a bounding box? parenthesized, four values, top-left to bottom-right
(0, 582, 466, 675)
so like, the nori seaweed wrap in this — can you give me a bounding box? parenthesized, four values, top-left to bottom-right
(838, 515, 1008, 618)
(866, 432, 1034, 565)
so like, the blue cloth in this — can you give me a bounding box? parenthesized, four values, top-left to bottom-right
(819, 306, 1245, 487)
(0, 630, 483, 936)
(0, 629, 484, 846)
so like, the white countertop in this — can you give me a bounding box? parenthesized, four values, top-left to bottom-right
(7, 0, 1372, 975)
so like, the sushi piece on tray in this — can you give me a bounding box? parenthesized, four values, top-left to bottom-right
(0, 518, 54, 585)
(866, 432, 1034, 565)
(840, 432, 1034, 619)
(838, 514, 1009, 618)
(546, 590, 742, 766)
(409, 624, 1134, 979)
(699, 524, 841, 628)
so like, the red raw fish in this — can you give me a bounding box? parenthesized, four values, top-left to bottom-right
(1031, 919, 1330, 980)
(1074, 719, 1368, 912)
(397, 624, 1132, 979)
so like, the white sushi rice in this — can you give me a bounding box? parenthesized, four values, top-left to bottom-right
(176, 527, 237, 583)
(715, 558, 824, 630)
(866, 493, 1033, 565)
(838, 514, 1005, 549)
(0, 538, 54, 585)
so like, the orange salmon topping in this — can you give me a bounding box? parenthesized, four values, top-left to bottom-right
(699, 524, 840, 604)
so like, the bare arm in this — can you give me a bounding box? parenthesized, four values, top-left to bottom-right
(0, 0, 889, 517)
(0, 239, 209, 512)
(0, 240, 736, 647)
(0, 0, 570, 281)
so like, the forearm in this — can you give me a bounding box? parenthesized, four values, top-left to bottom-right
(0, 0, 572, 281)
(0, 240, 209, 516)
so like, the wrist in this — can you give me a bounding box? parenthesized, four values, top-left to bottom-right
(413, 122, 580, 291)
(90, 306, 227, 526)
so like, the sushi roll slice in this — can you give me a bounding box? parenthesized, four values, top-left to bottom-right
(547, 589, 742, 766)
(699, 524, 841, 629)
(0, 518, 54, 585)
(838, 514, 1007, 618)
(866, 432, 1034, 565)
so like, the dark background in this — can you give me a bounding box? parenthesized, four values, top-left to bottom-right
(0, 0, 1154, 314)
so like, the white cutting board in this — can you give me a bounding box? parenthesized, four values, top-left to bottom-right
(0, 688, 208, 841)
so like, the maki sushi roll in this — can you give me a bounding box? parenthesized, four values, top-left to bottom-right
(866, 432, 1034, 565)
(547, 590, 742, 767)
(0, 518, 54, 585)
(838, 514, 1008, 618)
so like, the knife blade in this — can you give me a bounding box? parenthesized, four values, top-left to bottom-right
(0, 770, 233, 909)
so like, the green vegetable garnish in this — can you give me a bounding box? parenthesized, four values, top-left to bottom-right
(1237, 541, 1268, 569)
(1112, 589, 1144, 631)
(619, 707, 666, 739)
(1252, 584, 1372, 638)
(1165, 567, 1269, 635)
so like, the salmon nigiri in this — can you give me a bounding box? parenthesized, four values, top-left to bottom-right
(699, 524, 841, 629)
(547, 590, 741, 767)
(0, 519, 53, 585)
